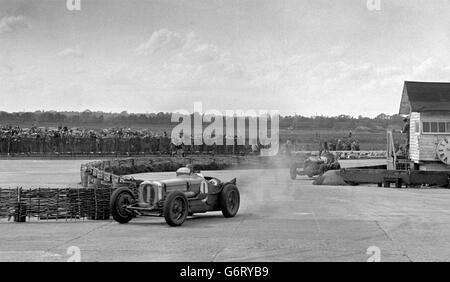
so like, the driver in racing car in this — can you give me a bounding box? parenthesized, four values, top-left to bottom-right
(186, 164, 204, 178)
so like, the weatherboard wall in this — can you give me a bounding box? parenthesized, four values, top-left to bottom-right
(409, 112, 420, 163)
(410, 112, 450, 162)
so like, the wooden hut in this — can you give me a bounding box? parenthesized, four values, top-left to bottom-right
(399, 81, 450, 171)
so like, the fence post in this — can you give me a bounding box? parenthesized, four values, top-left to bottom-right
(77, 188, 81, 220)
(94, 189, 98, 220)
(14, 187, 26, 222)
(56, 188, 59, 221)
(28, 189, 31, 221)
(37, 188, 40, 220)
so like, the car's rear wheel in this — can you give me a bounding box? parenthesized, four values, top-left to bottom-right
(163, 191, 189, 226)
(110, 187, 135, 224)
(220, 184, 240, 218)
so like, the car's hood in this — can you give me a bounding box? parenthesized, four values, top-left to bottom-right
(159, 178, 189, 186)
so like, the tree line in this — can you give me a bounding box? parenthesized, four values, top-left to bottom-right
(0, 110, 404, 131)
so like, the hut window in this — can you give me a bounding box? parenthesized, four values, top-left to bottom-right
(422, 122, 449, 133)
(423, 122, 431, 133)
(431, 122, 438, 132)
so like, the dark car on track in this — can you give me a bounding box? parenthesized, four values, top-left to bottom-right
(110, 166, 240, 226)
(290, 153, 341, 179)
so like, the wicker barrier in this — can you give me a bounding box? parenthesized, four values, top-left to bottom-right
(0, 187, 139, 222)
(0, 188, 18, 221)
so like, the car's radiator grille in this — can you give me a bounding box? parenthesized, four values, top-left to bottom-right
(141, 184, 156, 205)
(142, 186, 148, 202)
(149, 187, 156, 204)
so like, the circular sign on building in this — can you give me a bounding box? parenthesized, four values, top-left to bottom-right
(437, 138, 450, 165)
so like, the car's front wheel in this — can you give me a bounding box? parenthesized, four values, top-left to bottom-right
(110, 187, 135, 224)
(163, 191, 189, 226)
(220, 184, 240, 218)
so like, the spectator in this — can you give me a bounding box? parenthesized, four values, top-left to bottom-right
(401, 117, 410, 153)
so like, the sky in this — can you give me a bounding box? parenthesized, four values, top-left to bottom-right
(1, 0, 450, 117)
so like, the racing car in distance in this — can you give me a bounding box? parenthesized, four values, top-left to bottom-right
(110, 166, 240, 226)
(290, 152, 341, 179)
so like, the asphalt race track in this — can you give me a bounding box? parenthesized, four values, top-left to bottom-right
(1, 160, 450, 261)
(0, 159, 88, 188)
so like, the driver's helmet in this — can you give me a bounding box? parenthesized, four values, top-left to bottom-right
(186, 164, 194, 173)
(176, 167, 191, 176)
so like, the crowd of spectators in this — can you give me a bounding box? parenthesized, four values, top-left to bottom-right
(0, 125, 252, 155)
(2, 124, 363, 156)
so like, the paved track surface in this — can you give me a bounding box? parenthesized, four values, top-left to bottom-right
(0, 159, 89, 188)
(1, 160, 450, 261)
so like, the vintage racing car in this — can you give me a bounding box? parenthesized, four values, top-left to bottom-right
(290, 152, 341, 179)
(110, 166, 240, 226)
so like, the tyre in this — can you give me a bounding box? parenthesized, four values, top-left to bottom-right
(318, 164, 328, 175)
(290, 165, 297, 180)
(163, 191, 189, 226)
(220, 184, 240, 218)
(304, 163, 315, 178)
(305, 167, 314, 178)
(110, 187, 135, 224)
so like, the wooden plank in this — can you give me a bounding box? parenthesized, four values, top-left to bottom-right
(341, 168, 450, 187)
